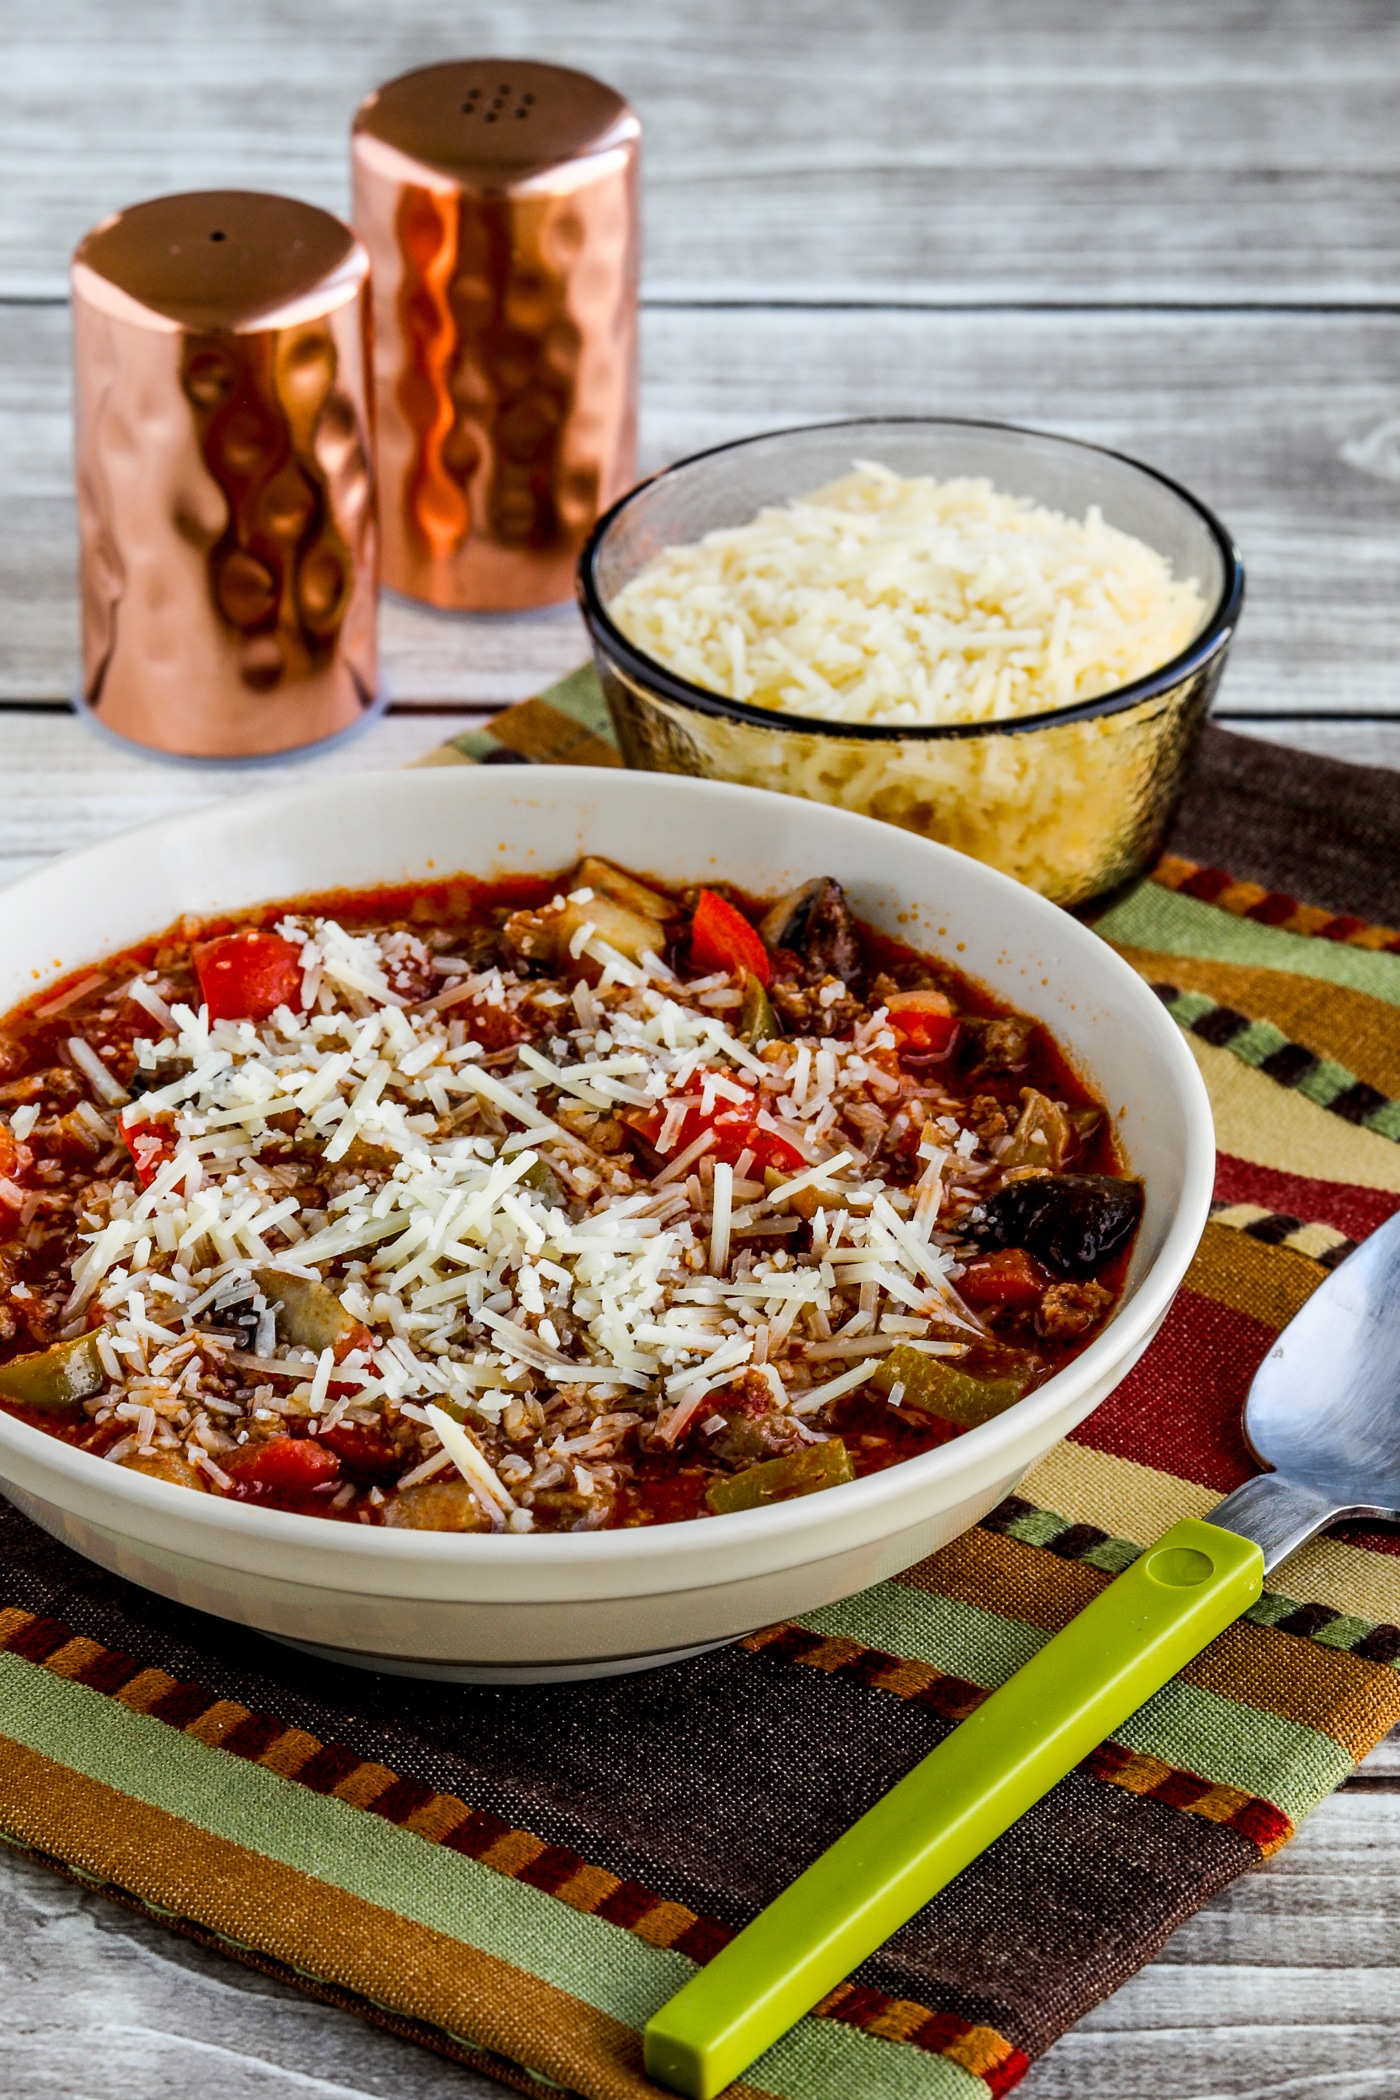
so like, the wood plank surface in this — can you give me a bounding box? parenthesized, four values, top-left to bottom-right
(4, 1, 1400, 302)
(5, 302, 1400, 715)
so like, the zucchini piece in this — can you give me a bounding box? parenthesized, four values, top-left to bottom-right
(999, 1089, 1076, 1173)
(383, 1479, 493, 1532)
(0, 1330, 106, 1413)
(573, 857, 674, 924)
(870, 1344, 1027, 1427)
(705, 1437, 855, 1515)
(120, 1449, 207, 1491)
(521, 1155, 568, 1210)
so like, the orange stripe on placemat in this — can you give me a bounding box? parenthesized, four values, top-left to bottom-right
(0, 1606, 1024, 2094)
(1153, 853, 1400, 952)
(740, 1623, 1292, 1859)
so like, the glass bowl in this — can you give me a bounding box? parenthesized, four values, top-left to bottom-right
(577, 417, 1245, 908)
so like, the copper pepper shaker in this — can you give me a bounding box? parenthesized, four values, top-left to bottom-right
(71, 190, 379, 759)
(352, 60, 640, 612)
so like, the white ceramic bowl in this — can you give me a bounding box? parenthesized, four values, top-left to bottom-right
(0, 768, 1212, 1681)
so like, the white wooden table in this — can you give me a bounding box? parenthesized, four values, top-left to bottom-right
(1, 5, 1398, 2093)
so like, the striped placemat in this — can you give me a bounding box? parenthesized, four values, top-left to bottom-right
(0, 676, 1396, 2100)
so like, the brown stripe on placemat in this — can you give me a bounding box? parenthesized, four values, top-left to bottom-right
(740, 1624, 1292, 1857)
(0, 1606, 1027, 2093)
(1165, 724, 1400, 928)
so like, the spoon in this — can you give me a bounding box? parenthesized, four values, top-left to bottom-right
(645, 1211, 1400, 2099)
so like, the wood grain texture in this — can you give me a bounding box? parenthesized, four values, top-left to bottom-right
(4, 0, 1400, 302)
(0, 709, 487, 892)
(5, 302, 1400, 714)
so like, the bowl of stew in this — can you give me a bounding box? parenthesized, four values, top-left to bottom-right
(0, 766, 1211, 1680)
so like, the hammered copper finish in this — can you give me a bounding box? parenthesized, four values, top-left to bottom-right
(72, 191, 378, 758)
(353, 60, 639, 611)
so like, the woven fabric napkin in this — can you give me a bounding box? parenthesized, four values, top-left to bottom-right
(0, 681, 1397, 2100)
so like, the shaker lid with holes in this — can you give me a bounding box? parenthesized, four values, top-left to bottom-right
(353, 59, 639, 191)
(72, 190, 367, 335)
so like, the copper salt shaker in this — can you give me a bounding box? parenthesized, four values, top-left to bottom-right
(352, 60, 640, 612)
(71, 191, 379, 759)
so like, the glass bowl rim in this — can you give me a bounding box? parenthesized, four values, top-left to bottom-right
(576, 414, 1246, 745)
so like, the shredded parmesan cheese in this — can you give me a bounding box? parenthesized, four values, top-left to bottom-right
(37, 899, 1041, 1530)
(611, 463, 1204, 729)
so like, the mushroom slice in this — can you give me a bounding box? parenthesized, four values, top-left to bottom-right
(759, 878, 861, 983)
(254, 1269, 363, 1356)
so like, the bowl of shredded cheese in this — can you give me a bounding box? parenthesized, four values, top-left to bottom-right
(578, 419, 1244, 907)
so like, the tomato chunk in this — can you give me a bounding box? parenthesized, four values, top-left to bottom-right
(624, 1072, 805, 1175)
(121, 1116, 176, 1190)
(195, 929, 306, 1023)
(690, 890, 771, 987)
(0, 1123, 31, 1191)
(958, 1247, 1054, 1308)
(224, 1434, 341, 1500)
(318, 1420, 402, 1482)
(884, 988, 959, 1058)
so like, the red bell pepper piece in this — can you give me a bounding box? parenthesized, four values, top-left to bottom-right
(690, 890, 771, 987)
(195, 929, 307, 1023)
(958, 1247, 1053, 1308)
(884, 989, 959, 1058)
(224, 1433, 341, 1501)
(121, 1117, 176, 1190)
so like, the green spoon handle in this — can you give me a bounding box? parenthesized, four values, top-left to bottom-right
(644, 1516, 1264, 2100)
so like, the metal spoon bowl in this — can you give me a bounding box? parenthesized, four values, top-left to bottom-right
(1218, 1209, 1400, 1566)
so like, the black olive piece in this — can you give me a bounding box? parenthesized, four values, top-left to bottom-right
(970, 1175, 1143, 1278)
(758, 877, 861, 984)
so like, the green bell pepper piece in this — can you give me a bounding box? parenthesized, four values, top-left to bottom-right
(705, 1437, 854, 1515)
(739, 972, 781, 1047)
(0, 1330, 106, 1413)
(870, 1343, 1028, 1427)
